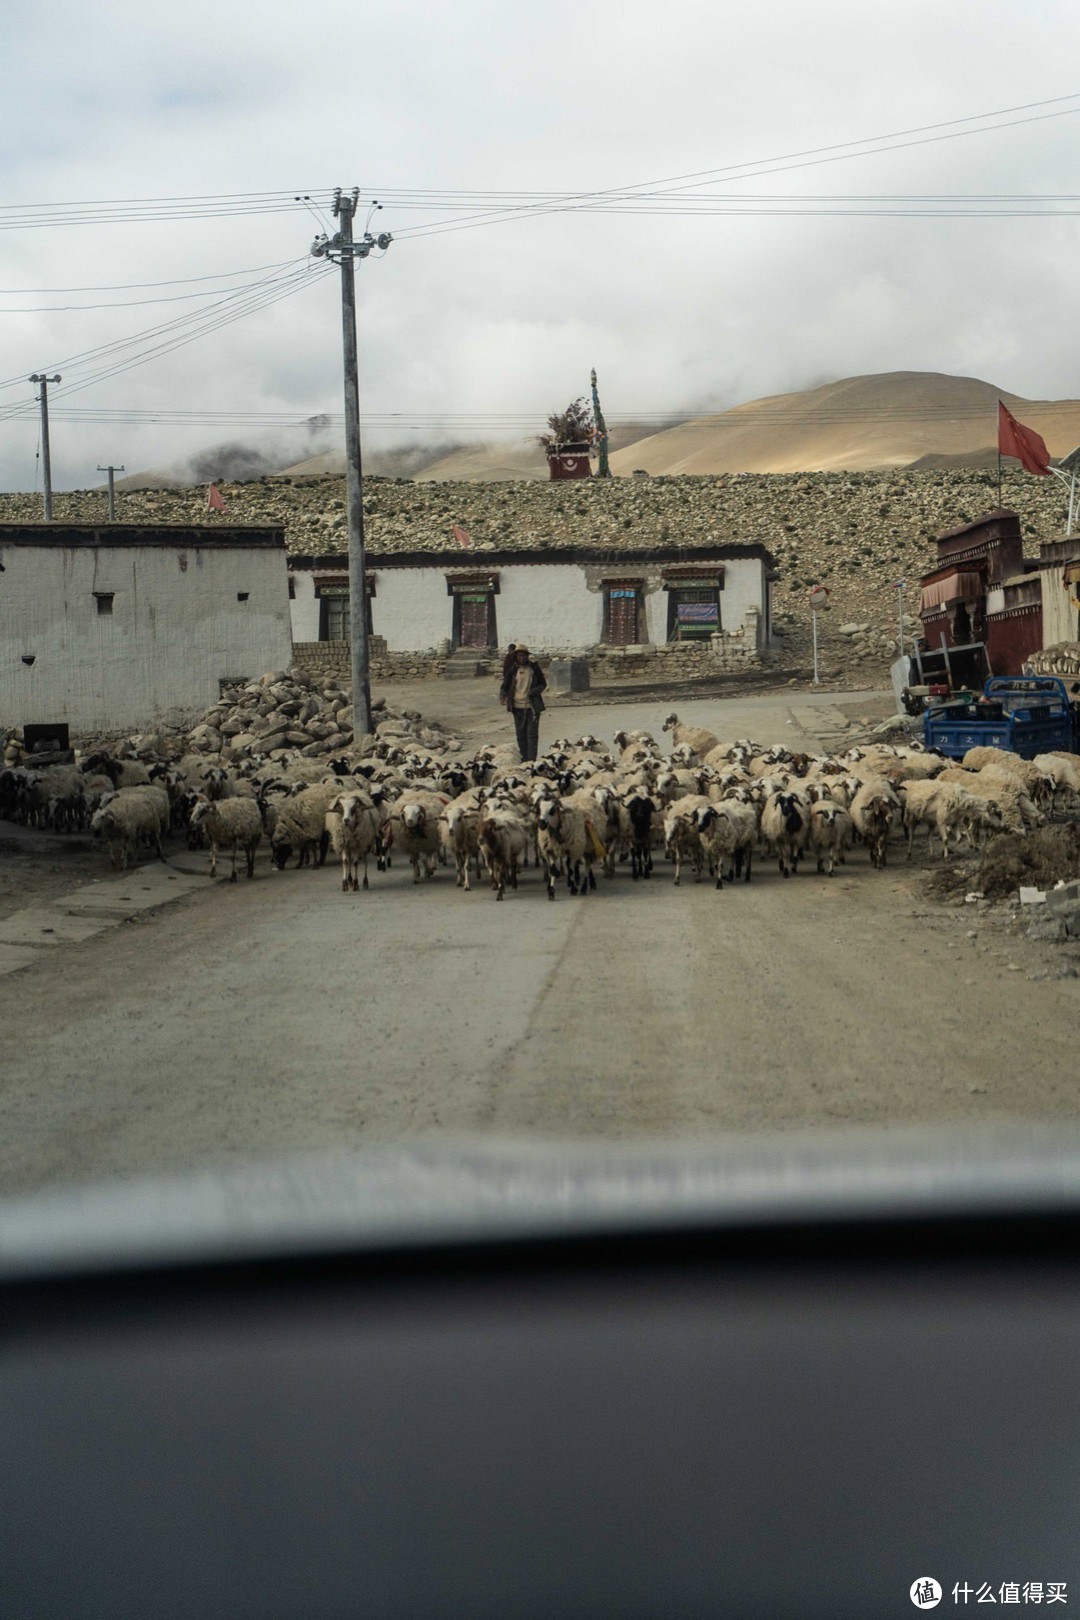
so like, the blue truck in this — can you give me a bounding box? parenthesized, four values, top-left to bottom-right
(923, 676, 1078, 760)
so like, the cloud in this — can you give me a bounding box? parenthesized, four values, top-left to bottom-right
(1, 0, 1079, 488)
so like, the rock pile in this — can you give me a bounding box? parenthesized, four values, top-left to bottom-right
(188, 670, 358, 760)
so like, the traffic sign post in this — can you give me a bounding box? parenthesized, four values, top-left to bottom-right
(807, 586, 830, 685)
(895, 579, 906, 658)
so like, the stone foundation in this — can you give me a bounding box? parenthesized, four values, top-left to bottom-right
(293, 635, 762, 684)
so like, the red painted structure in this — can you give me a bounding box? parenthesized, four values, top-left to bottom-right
(919, 509, 1042, 675)
(546, 442, 592, 481)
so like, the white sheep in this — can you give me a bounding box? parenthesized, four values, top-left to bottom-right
(440, 788, 488, 891)
(662, 793, 713, 885)
(189, 795, 263, 881)
(661, 713, 720, 759)
(388, 790, 447, 883)
(760, 788, 811, 879)
(694, 799, 757, 887)
(325, 792, 381, 892)
(477, 806, 531, 900)
(807, 802, 853, 877)
(90, 786, 169, 870)
(534, 794, 600, 898)
(848, 778, 900, 870)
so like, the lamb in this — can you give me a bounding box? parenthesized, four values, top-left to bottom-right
(661, 713, 720, 760)
(848, 778, 900, 870)
(90, 785, 169, 870)
(807, 802, 853, 877)
(388, 789, 447, 883)
(760, 788, 810, 878)
(477, 807, 531, 901)
(189, 795, 263, 881)
(325, 792, 381, 892)
(269, 781, 340, 870)
(534, 795, 599, 899)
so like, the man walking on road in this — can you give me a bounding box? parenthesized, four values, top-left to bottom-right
(500, 645, 547, 761)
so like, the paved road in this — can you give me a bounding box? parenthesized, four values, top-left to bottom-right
(0, 833, 1076, 1196)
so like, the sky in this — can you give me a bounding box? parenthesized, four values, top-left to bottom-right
(2, 0, 1080, 489)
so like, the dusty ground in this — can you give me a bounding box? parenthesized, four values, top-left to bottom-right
(0, 680, 1074, 1197)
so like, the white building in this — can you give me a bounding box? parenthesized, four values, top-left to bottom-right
(0, 522, 291, 732)
(288, 542, 777, 657)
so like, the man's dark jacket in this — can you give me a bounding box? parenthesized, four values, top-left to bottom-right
(499, 659, 547, 715)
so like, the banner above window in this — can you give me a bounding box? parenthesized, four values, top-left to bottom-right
(920, 571, 984, 613)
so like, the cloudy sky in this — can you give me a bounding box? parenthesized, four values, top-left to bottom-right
(2, 0, 1079, 488)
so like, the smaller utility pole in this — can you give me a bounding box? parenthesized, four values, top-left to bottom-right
(97, 465, 125, 522)
(29, 373, 61, 521)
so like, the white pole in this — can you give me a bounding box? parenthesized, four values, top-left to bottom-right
(897, 580, 905, 658)
(1069, 470, 1077, 537)
(812, 609, 820, 685)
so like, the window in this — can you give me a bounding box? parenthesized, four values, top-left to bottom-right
(95, 592, 114, 616)
(667, 586, 720, 642)
(603, 585, 641, 645)
(318, 586, 373, 642)
(237, 592, 250, 603)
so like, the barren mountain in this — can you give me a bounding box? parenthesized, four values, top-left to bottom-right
(608, 371, 1080, 476)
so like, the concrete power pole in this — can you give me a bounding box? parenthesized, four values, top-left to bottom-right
(29, 373, 61, 520)
(310, 190, 392, 743)
(97, 464, 125, 521)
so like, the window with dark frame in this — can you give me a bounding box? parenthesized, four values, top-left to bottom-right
(95, 592, 114, 616)
(667, 585, 720, 641)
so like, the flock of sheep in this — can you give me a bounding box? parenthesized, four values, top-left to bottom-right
(3, 708, 1079, 901)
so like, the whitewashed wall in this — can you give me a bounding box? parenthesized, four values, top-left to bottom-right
(1, 542, 292, 731)
(289, 555, 770, 653)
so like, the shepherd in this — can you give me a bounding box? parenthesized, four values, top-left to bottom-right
(500, 645, 547, 762)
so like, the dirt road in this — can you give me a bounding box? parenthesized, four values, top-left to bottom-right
(0, 835, 1075, 1196)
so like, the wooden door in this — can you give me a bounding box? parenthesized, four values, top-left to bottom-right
(606, 588, 639, 645)
(459, 593, 490, 648)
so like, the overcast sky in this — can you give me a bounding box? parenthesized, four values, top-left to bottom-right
(2, 0, 1080, 489)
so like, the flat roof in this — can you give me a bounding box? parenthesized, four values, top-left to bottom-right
(287, 541, 777, 569)
(0, 522, 285, 550)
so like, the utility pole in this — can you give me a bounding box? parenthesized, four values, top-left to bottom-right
(97, 464, 125, 522)
(590, 367, 610, 477)
(29, 373, 61, 521)
(310, 190, 391, 742)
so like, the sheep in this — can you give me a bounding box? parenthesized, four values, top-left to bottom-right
(534, 795, 599, 899)
(807, 802, 853, 877)
(900, 780, 1003, 861)
(661, 713, 720, 759)
(760, 789, 810, 878)
(477, 807, 531, 900)
(566, 783, 622, 877)
(83, 751, 151, 790)
(662, 794, 712, 885)
(936, 769, 1042, 834)
(1033, 753, 1080, 812)
(388, 790, 447, 883)
(621, 786, 658, 880)
(90, 786, 168, 870)
(848, 778, 900, 870)
(269, 781, 340, 870)
(694, 799, 757, 888)
(440, 788, 487, 890)
(189, 795, 263, 881)
(325, 792, 381, 892)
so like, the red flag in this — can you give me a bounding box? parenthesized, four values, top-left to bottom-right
(451, 523, 470, 548)
(207, 483, 227, 512)
(998, 402, 1051, 476)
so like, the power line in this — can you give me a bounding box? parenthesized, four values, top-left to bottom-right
(0, 259, 301, 294)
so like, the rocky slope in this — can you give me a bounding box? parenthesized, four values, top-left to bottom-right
(2, 468, 1069, 672)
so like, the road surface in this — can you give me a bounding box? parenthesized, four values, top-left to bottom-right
(0, 833, 1076, 1196)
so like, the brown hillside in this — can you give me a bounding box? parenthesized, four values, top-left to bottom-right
(608, 371, 1080, 476)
